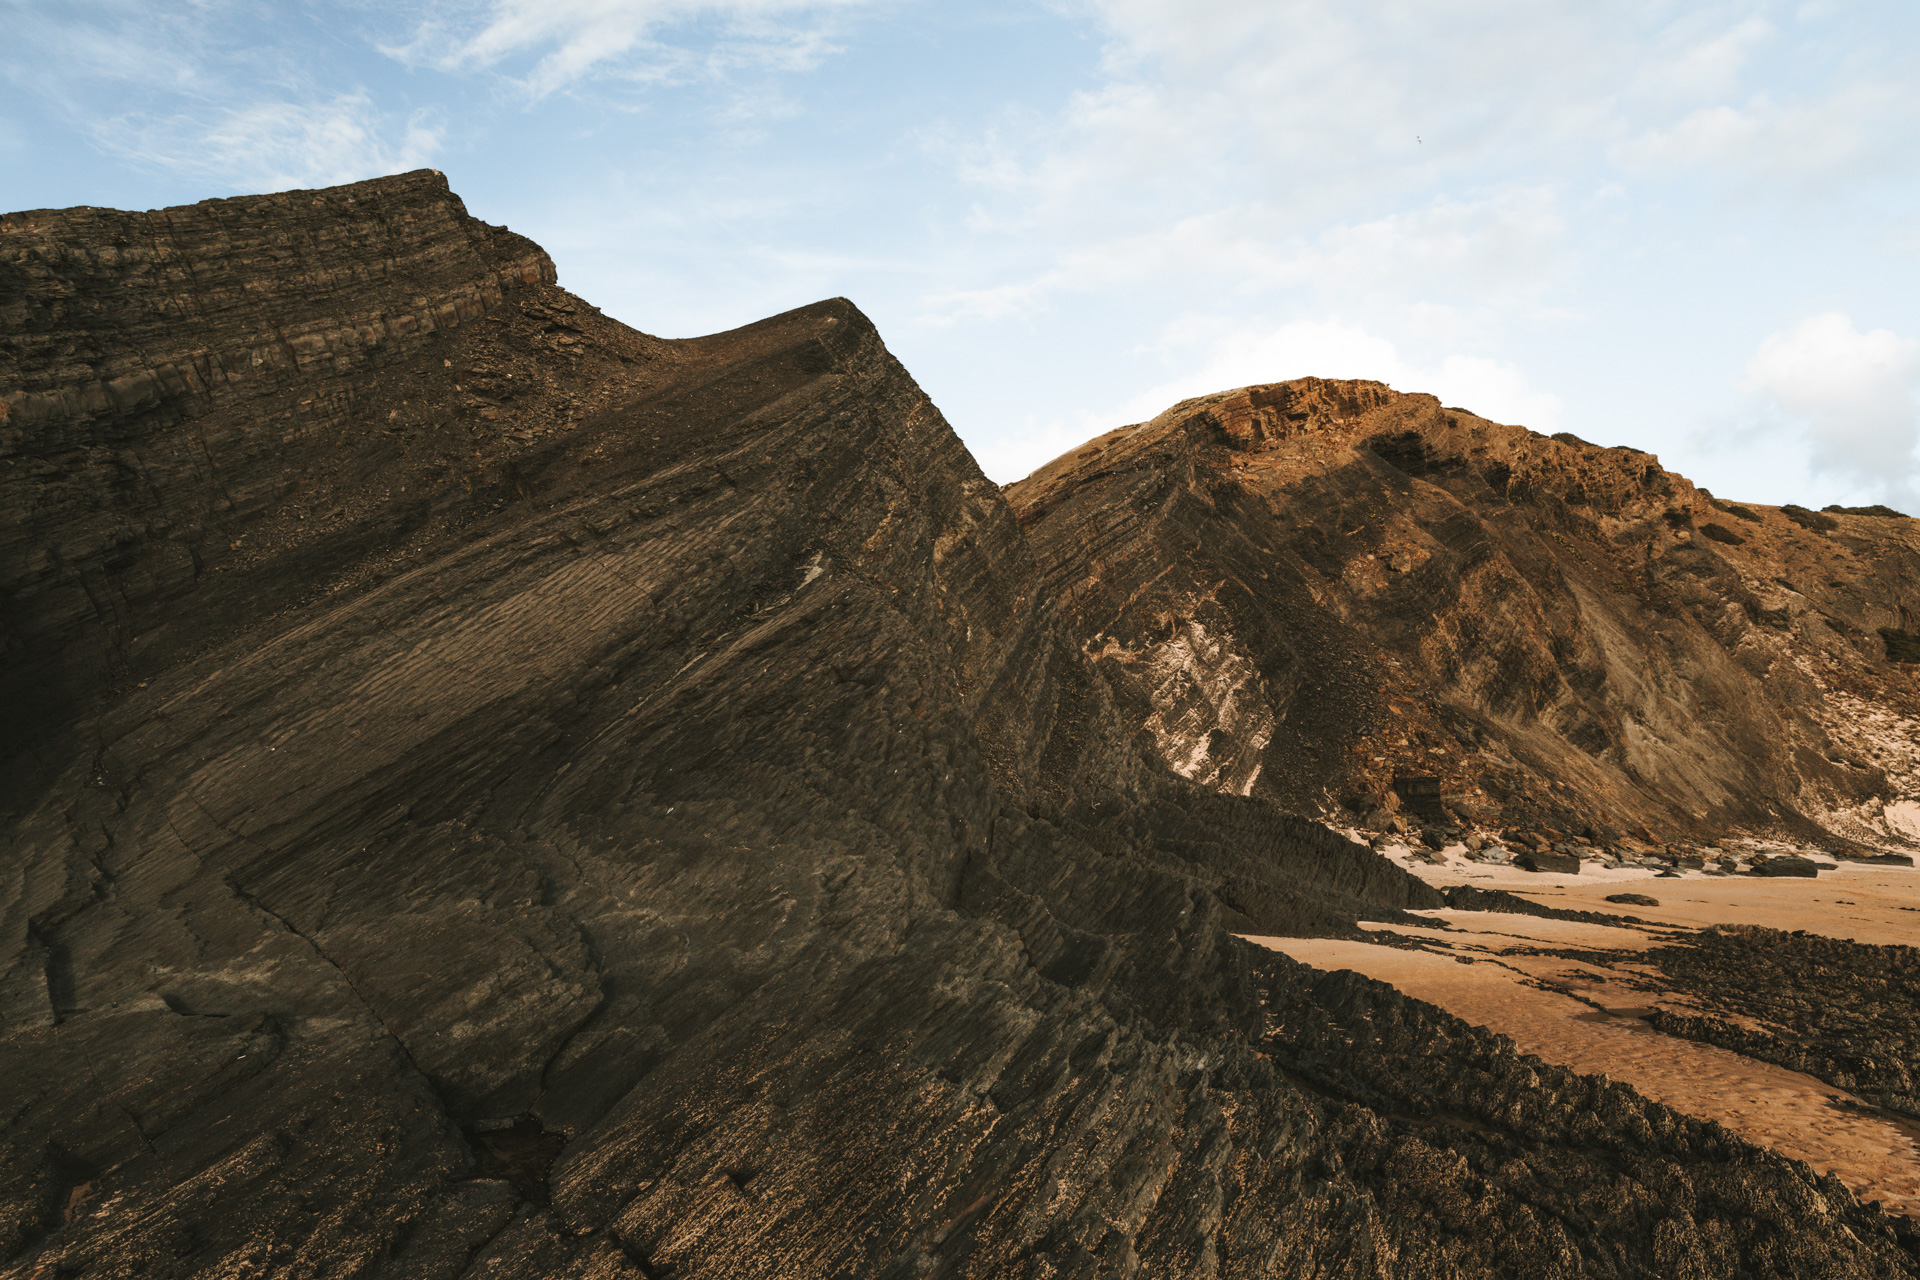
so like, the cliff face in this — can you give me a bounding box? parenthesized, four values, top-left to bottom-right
(1008, 379, 1920, 850)
(2, 176, 1916, 1278)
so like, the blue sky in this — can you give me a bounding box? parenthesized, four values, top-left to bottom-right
(6, 1, 1920, 508)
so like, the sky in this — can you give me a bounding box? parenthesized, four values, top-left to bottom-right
(5, 1, 1920, 508)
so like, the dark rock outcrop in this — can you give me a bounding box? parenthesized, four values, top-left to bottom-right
(1644, 926, 1920, 1124)
(1262, 958, 1920, 1273)
(3, 174, 1915, 1277)
(1, 170, 562, 760)
(1441, 883, 1642, 926)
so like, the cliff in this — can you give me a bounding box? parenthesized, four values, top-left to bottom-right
(2, 175, 1915, 1278)
(1009, 378, 1920, 852)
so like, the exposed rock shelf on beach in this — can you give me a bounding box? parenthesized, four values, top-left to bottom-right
(1644, 925, 1920, 1122)
(1250, 929, 1920, 1225)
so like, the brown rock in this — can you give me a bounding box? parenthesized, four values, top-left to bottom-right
(1005, 378, 1920, 849)
(2, 173, 1457, 1277)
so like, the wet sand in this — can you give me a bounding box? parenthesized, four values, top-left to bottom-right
(1243, 850, 1920, 1216)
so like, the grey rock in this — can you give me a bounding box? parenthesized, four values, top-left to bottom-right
(1646, 926, 1920, 1127)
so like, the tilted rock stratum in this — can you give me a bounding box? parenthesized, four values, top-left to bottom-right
(3, 173, 1917, 1277)
(1009, 380, 1920, 852)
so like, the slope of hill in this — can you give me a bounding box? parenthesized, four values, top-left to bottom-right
(1008, 379, 1920, 853)
(2, 174, 1915, 1278)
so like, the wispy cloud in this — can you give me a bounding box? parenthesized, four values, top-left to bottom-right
(95, 94, 444, 192)
(924, 187, 1567, 326)
(3, 0, 445, 192)
(1614, 82, 1920, 186)
(4, 0, 877, 194)
(384, 0, 875, 98)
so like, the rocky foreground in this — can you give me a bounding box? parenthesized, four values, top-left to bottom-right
(3, 172, 1918, 1277)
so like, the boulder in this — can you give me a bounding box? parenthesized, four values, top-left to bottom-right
(1517, 849, 1580, 874)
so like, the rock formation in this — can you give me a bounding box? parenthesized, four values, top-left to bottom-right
(1008, 380, 1920, 854)
(3, 173, 1916, 1276)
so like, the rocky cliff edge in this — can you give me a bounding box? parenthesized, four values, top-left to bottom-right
(2, 175, 1915, 1278)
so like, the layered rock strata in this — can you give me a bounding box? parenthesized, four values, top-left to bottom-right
(1, 171, 563, 760)
(2, 174, 1915, 1278)
(1008, 379, 1920, 853)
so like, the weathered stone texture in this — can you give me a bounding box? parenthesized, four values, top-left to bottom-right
(1008, 379, 1920, 848)
(1, 169, 558, 757)
(1, 175, 1914, 1278)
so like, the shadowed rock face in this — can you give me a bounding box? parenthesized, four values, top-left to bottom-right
(1008, 379, 1920, 849)
(2, 174, 1916, 1277)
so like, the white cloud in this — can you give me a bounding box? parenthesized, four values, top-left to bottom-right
(1614, 82, 1920, 184)
(923, 188, 1567, 326)
(975, 317, 1562, 483)
(949, 1, 1920, 254)
(1123, 318, 1562, 427)
(1742, 312, 1920, 502)
(1627, 14, 1774, 105)
(954, 0, 1649, 230)
(96, 94, 444, 193)
(1290, 188, 1567, 308)
(0, 1, 449, 193)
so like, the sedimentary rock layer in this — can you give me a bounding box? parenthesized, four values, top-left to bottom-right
(2, 174, 1915, 1277)
(1007, 380, 1920, 849)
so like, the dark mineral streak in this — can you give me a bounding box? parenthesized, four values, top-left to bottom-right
(1, 173, 1915, 1277)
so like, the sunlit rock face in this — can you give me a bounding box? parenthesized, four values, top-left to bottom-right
(1008, 378, 1920, 849)
(3, 175, 1917, 1278)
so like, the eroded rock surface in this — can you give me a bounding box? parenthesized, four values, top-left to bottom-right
(3, 175, 1916, 1277)
(1646, 925, 1920, 1123)
(1007, 379, 1920, 851)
